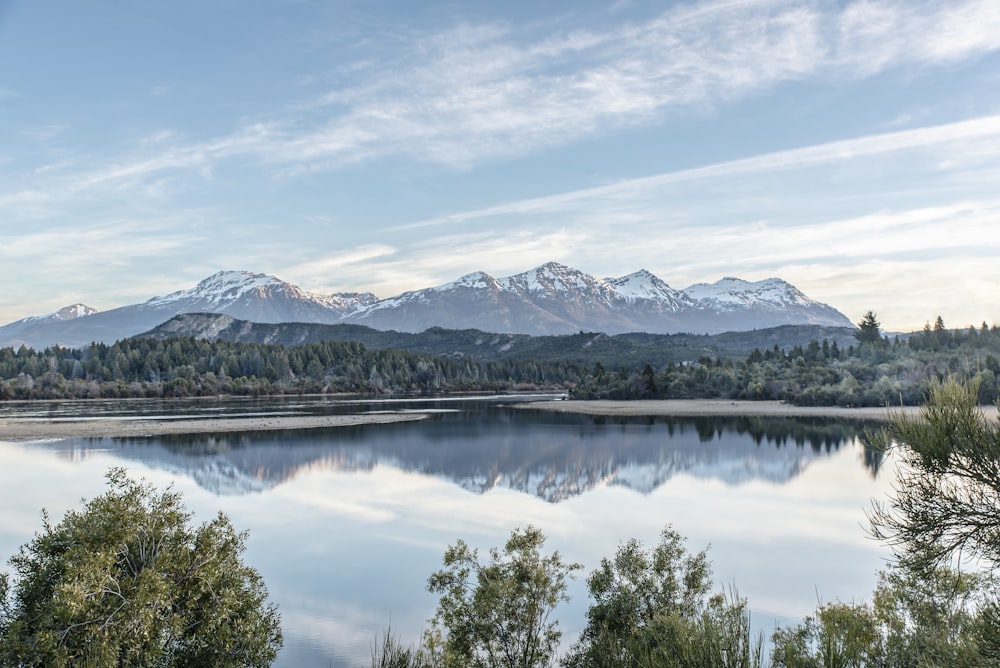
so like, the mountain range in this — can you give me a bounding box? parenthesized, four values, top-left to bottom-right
(0, 262, 853, 350)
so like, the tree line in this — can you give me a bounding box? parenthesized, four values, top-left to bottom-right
(3, 314, 1000, 405)
(573, 315, 1000, 406)
(0, 336, 584, 400)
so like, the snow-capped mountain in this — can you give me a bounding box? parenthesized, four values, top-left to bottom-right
(349, 262, 642, 334)
(680, 277, 853, 329)
(0, 271, 377, 350)
(685, 277, 815, 309)
(0, 304, 99, 348)
(605, 270, 697, 312)
(503, 262, 621, 305)
(50, 304, 97, 321)
(344, 262, 851, 335)
(0, 263, 852, 349)
(143, 270, 376, 322)
(17, 303, 97, 324)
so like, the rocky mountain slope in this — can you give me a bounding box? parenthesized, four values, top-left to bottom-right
(141, 313, 858, 366)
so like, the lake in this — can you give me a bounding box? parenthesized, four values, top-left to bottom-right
(0, 395, 896, 666)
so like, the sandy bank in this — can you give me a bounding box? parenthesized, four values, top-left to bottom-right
(0, 412, 429, 441)
(518, 399, 1000, 421)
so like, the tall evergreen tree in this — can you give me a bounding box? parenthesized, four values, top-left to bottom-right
(854, 311, 883, 345)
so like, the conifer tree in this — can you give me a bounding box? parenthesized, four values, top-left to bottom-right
(854, 311, 883, 345)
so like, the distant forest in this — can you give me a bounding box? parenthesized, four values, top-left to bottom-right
(1, 316, 998, 405)
(575, 317, 1000, 406)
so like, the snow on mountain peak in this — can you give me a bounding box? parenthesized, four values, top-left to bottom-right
(191, 271, 283, 300)
(603, 270, 696, 312)
(434, 271, 499, 292)
(684, 277, 809, 308)
(607, 270, 672, 298)
(146, 271, 281, 306)
(502, 262, 617, 299)
(139, 270, 376, 315)
(61, 304, 98, 319)
(20, 303, 98, 324)
(0, 261, 856, 348)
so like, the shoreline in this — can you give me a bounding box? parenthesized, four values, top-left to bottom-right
(517, 399, 1000, 421)
(0, 412, 429, 441)
(5, 398, 999, 441)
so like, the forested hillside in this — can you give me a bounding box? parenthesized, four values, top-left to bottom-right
(142, 313, 858, 366)
(0, 337, 581, 400)
(575, 318, 1000, 406)
(1, 317, 997, 405)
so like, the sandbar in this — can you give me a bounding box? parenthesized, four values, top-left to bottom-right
(0, 412, 429, 441)
(518, 399, 1000, 421)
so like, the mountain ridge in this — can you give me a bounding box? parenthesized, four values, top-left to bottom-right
(0, 263, 853, 349)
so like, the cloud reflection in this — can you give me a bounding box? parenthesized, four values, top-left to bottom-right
(0, 408, 893, 667)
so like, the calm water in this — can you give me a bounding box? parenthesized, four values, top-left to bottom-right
(0, 396, 895, 666)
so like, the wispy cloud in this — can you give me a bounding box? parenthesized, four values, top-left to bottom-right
(394, 114, 1000, 231)
(256, 0, 999, 170)
(3, 0, 997, 205)
(282, 244, 399, 293)
(0, 216, 211, 314)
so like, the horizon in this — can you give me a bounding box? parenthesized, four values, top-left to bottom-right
(2, 0, 999, 332)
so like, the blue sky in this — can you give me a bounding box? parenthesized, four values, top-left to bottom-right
(1, 0, 999, 332)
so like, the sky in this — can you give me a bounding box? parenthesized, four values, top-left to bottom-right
(1, 0, 999, 332)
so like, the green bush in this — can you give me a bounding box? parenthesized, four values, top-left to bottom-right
(0, 469, 282, 667)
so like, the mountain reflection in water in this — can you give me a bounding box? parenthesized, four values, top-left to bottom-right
(44, 404, 884, 500)
(5, 398, 894, 668)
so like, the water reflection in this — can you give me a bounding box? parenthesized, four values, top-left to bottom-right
(1, 399, 892, 667)
(41, 406, 884, 500)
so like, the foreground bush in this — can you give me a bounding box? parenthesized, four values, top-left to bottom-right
(562, 527, 762, 668)
(0, 468, 282, 667)
(771, 566, 995, 667)
(423, 526, 581, 668)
